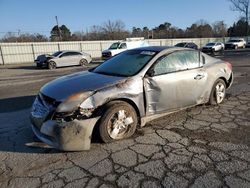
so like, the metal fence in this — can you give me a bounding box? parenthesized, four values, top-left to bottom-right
(0, 37, 229, 65)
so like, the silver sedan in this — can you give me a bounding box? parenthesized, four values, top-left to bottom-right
(35, 50, 92, 69)
(30, 46, 233, 151)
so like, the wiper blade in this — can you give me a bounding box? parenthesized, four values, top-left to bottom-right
(94, 71, 126, 77)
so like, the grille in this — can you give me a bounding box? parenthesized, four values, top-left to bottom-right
(31, 93, 60, 123)
(102, 52, 111, 57)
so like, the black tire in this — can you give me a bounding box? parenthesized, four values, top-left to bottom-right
(208, 79, 226, 105)
(79, 59, 88, 67)
(234, 45, 238, 50)
(98, 101, 138, 143)
(211, 49, 215, 56)
(48, 61, 56, 69)
(220, 48, 225, 55)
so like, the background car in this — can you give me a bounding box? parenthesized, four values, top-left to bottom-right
(35, 50, 92, 69)
(31, 46, 233, 151)
(102, 38, 149, 60)
(225, 38, 246, 49)
(174, 42, 198, 50)
(246, 41, 250, 48)
(202, 42, 224, 54)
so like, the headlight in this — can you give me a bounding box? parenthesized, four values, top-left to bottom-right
(56, 92, 93, 113)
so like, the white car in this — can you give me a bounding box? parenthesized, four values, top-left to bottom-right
(102, 38, 149, 59)
(35, 51, 92, 69)
(202, 42, 224, 54)
(225, 38, 246, 49)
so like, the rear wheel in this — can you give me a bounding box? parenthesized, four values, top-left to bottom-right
(48, 61, 56, 69)
(234, 45, 238, 50)
(98, 101, 138, 143)
(209, 79, 226, 105)
(219, 48, 224, 55)
(79, 59, 88, 67)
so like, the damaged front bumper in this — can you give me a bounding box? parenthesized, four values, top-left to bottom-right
(30, 116, 100, 151)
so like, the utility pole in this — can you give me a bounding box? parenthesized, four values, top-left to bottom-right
(81, 29, 84, 41)
(55, 16, 62, 41)
(86, 28, 89, 40)
(17, 29, 21, 42)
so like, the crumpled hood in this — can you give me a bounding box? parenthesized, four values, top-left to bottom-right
(41, 71, 126, 101)
(36, 54, 54, 61)
(102, 49, 112, 53)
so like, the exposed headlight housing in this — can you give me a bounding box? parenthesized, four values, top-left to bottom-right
(56, 92, 93, 113)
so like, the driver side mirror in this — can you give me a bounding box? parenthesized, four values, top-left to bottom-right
(146, 69, 155, 77)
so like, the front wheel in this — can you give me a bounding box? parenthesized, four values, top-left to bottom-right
(98, 101, 138, 143)
(208, 79, 226, 105)
(48, 61, 56, 69)
(79, 59, 88, 67)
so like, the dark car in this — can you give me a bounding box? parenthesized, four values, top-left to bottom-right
(246, 41, 250, 48)
(175, 42, 198, 50)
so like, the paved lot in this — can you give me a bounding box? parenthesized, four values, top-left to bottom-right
(0, 49, 250, 187)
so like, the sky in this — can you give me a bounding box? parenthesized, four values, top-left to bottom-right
(0, 0, 242, 37)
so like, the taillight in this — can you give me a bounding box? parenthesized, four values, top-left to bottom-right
(225, 61, 232, 71)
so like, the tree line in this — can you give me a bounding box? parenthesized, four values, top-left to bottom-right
(1, 18, 249, 43)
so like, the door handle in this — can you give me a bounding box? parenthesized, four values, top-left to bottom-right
(194, 74, 205, 80)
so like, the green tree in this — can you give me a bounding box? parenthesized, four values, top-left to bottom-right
(228, 18, 250, 36)
(60, 25, 71, 41)
(186, 20, 213, 38)
(50, 25, 71, 41)
(132, 27, 142, 37)
(229, 0, 250, 36)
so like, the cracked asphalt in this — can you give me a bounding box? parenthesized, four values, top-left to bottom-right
(0, 50, 250, 188)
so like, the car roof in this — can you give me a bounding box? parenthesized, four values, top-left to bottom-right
(134, 46, 177, 52)
(133, 46, 195, 53)
(60, 50, 81, 53)
(176, 42, 194, 44)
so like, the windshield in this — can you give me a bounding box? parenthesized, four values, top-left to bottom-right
(52, 51, 63, 57)
(175, 43, 187, 47)
(92, 50, 157, 77)
(206, 43, 215, 46)
(109, 42, 121, 50)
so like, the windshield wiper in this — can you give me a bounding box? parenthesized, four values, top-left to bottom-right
(94, 71, 127, 77)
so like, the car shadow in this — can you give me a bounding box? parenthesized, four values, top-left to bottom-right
(0, 95, 103, 153)
(0, 95, 36, 113)
(0, 95, 60, 153)
(6, 60, 102, 71)
(6, 65, 41, 70)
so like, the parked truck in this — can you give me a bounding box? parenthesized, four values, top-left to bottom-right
(101, 38, 149, 60)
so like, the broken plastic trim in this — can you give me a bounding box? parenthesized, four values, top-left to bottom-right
(31, 116, 100, 151)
